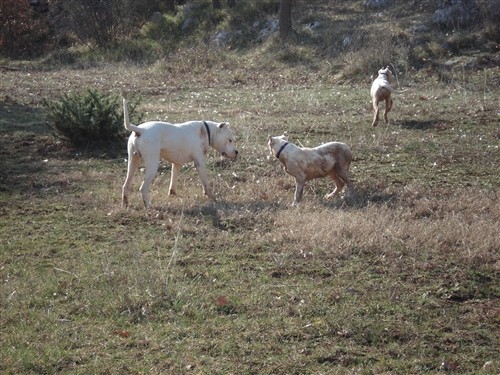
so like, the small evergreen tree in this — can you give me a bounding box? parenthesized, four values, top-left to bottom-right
(44, 89, 142, 147)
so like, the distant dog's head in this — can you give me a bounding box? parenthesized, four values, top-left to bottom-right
(268, 132, 289, 159)
(213, 122, 239, 160)
(377, 66, 394, 81)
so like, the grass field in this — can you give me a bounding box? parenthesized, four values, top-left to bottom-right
(1, 0, 500, 367)
(1, 60, 499, 374)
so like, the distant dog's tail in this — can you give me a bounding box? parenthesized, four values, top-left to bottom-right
(388, 63, 409, 93)
(389, 87, 409, 94)
(378, 82, 409, 94)
(123, 98, 143, 135)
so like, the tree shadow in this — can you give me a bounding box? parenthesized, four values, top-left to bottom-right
(0, 139, 50, 194)
(0, 101, 50, 135)
(0, 100, 99, 195)
(0, 101, 52, 194)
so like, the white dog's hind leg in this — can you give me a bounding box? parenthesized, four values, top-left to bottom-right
(139, 160, 160, 208)
(169, 163, 181, 195)
(384, 97, 393, 124)
(372, 98, 380, 127)
(122, 152, 141, 208)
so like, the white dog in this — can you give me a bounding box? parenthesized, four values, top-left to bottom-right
(122, 99, 238, 208)
(268, 133, 353, 205)
(370, 66, 406, 127)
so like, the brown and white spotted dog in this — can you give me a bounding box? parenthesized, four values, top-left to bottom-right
(268, 132, 353, 205)
(122, 99, 238, 208)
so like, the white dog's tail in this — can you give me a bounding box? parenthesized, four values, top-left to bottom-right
(123, 98, 143, 134)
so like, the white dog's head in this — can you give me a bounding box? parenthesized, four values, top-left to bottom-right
(268, 132, 289, 159)
(213, 122, 239, 160)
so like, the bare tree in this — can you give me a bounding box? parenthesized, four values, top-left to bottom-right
(55, 0, 152, 48)
(165, 0, 176, 12)
(279, 0, 293, 38)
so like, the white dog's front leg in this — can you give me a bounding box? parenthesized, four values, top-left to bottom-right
(194, 158, 215, 201)
(169, 163, 181, 195)
(293, 177, 305, 205)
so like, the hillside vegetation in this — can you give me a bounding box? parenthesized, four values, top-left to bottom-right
(1, 0, 499, 374)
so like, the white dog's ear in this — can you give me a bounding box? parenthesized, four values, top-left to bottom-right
(218, 122, 228, 128)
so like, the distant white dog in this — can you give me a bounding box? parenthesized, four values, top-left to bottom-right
(268, 133, 353, 205)
(122, 99, 238, 208)
(370, 66, 406, 127)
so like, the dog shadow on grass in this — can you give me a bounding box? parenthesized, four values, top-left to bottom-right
(150, 186, 397, 232)
(398, 119, 445, 131)
(205, 200, 286, 232)
(157, 199, 284, 232)
(321, 186, 398, 210)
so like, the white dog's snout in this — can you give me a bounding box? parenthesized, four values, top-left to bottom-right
(223, 150, 238, 159)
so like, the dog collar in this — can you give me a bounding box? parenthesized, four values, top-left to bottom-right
(203, 121, 211, 146)
(276, 142, 288, 159)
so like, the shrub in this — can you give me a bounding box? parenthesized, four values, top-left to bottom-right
(140, 12, 183, 51)
(44, 89, 143, 147)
